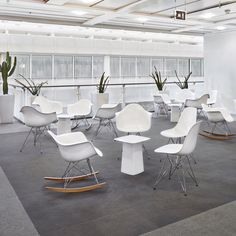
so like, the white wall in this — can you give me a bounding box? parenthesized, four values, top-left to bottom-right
(0, 33, 203, 57)
(205, 31, 236, 112)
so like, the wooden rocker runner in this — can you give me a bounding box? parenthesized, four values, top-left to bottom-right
(201, 104, 235, 140)
(46, 131, 106, 193)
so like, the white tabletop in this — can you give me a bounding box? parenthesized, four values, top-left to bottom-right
(115, 135, 150, 144)
(101, 103, 117, 108)
(169, 103, 183, 107)
(57, 114, 73, 119)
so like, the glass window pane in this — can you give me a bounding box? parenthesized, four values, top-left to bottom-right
(12, 54, 30, 78)
(165, 58, 177, 77)
(191, 59, 202, 76)
(93, 56, 104, 79)
(178, 59, 189, 76)
(54, 56, 73, 79)
(74, 56, 92, 79)
(32, 55, 52, 79)
(110, 57, 120, 78)
(152, 58, 164, 75)
(137, 57, 150, 77)
(121, 57, 136, 77)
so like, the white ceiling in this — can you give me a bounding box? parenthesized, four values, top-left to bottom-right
(0, 0, 236, 43)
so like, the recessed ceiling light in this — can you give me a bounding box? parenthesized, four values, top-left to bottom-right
(71, 10, 87, 16)
(200, 12, 215, 19)
(216, 26, 226, 30)
(136, 17, 148, 23)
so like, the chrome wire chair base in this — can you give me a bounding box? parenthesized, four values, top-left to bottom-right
(44, 159, 106, 193)
(153, 154, 198, 196)
(154, 102, 168, 118)
(94, 118, 118, 138)
(71, 116, 92, 131)
(20, 126, 47, 153)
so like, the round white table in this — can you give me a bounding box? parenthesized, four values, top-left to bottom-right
(114, 135, 150, 175)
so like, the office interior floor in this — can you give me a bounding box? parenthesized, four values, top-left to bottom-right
(0, 116, 236, 236)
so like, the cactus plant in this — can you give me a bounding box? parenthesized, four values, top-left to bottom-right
(175, 70, 192, 89)
(150, 66, 167, 91)
(0, 52, 17, 95)
(97, 72, 109, 93)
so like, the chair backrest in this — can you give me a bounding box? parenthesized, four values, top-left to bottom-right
(67, 99, 92, 116)
(179, 121, 202, 155)
(185, 94, 209, 108)
(20, 106, 57, 127)
(48, 131, 99, 162)
(208, 90, 218, 104)
(116, 103, 152, 133)
(95, 103, 121, 119)
(33, 96, 63, 114)
(175, 107, 197, 135)
(153, 95, 164, 104)
(161, 94, 171, 104)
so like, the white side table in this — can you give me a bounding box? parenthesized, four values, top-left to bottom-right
(57, 114, 72, 135)
(169, 103, 182, 122)
(114, 135, 150, 175)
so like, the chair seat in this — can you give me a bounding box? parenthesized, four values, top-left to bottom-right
(161, 128, 187, 138)
(154, 144, 183, 154)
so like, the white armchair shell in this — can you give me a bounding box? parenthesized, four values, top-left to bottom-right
(20, 106, 57, 152)
(67, 99, 92, 117)
(116, 104, 152, 133)
(46, 131, 105, 193)
(33, 96, 63, 115)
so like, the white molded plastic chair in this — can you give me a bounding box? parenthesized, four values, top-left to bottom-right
(185, 94, 209, 117)
(153, 94, 169, 117)
(67, 99, 92, 130)
(33, 96, 63, 115)
(93, 103, 121, 137)
(202, 104, 234, 139)
(46, 131, 106, 193)
(116, 104, 152, 158)
(20, 106, 57, 152)
(161, 107, 197, 143)
(207, 90, 218, 106)
(116, 104, 152, 134)
(154, 121, 202, 195)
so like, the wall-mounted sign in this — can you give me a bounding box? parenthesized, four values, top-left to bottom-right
(175, 10, 186, 20)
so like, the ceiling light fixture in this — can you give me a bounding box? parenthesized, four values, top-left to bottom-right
(216, 26, 226, 30)
(71, 10, 87, 16)
(136, 17, 148, 23)
(200, 12, 215, 19)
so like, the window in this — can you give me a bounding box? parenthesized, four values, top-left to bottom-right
(32, 55, 52, 79)
(152, 58, 164, 75)
(137, 57, 150, 77)
(165, 58, 177, 77)
(12, 54, 30, 78)
(54, 56, 73, 79)
(93, 56, 104, 79)
(191, 59, 203, 76)
(74, 56, 92, 79)
(178, 59, 189, 76)
(110, 57, 120, 78)
(121, 57, 136, 78)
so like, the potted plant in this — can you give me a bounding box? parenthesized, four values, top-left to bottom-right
(0, 52, 17, 123)
(174, 70, 192, 89)
(92, 72, 109, 113)
(150, 66, 167, 94)
(15, 74, 47, 104)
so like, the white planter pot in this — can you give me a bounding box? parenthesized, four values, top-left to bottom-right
(92, 93, 109, 114)
(0, 94, 15, 123)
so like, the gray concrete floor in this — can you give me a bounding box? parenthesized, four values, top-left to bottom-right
(0, 116, 236, 236)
